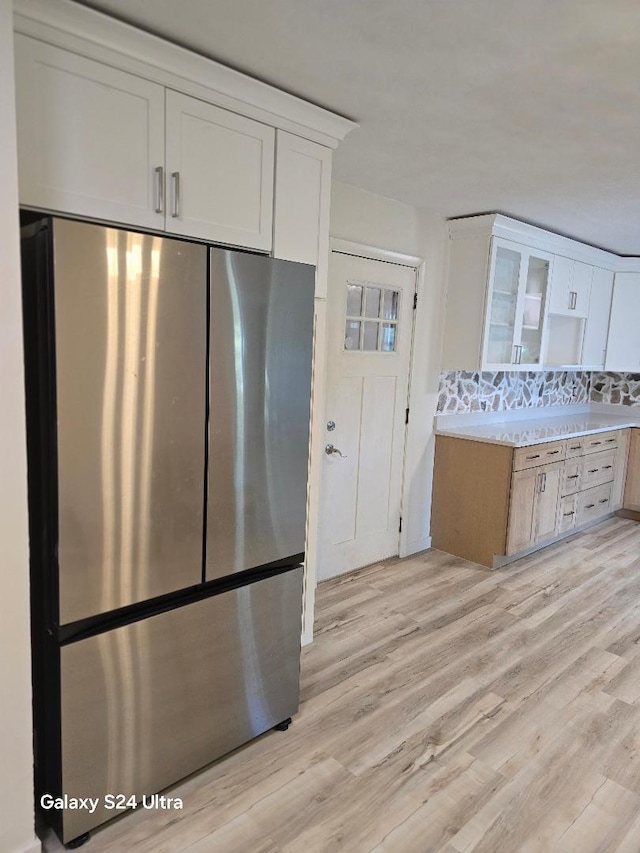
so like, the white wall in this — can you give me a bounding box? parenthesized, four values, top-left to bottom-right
(328, 180, 448, 558)
(0, 4, 38, 852)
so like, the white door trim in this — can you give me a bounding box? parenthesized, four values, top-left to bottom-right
(330, 237, 422, 268)
(326, 237, 425, 565)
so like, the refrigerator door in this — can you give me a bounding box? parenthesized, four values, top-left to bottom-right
(58, 567, 303, 842)
(206, 250, 315, 581)
(52, 220, 207, 624)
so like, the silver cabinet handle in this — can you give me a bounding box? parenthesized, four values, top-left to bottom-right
(154, 166, 164, 214)
(539, 472, 547, 493)
(171, 171, 181, 217)
(568, 290, 577, 310)
(513, 344, 523, 364)
(325, 444, 347, 458)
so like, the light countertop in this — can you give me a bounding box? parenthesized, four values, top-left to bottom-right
(435, 412, 640, 447)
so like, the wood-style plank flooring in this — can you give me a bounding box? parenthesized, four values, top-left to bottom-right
(42, 517, 640, 852)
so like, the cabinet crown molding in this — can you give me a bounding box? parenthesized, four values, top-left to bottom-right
(13, 0, 357, 149)
(447, 213, 620, 270)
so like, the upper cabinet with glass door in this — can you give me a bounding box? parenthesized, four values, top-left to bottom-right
(440, 214, 616, 372)
(483, 239, 552, 369)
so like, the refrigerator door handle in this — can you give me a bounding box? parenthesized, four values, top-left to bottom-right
(171, 171, 181, 218)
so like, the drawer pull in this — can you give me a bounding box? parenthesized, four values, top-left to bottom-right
(570, 445, 582, 450)
(587, 469, 599, 474)
(599, 498, 609, 504)
(585, 503, 595, 509)
(526, 454, 541, 460)
(567, 474, 579, 480)
(591, 441, 602, 446)
(605, 438, 616, 443)
(547, 450, 561, 455)
(563, 511, 575, 517)
(603, 465, 613, 470)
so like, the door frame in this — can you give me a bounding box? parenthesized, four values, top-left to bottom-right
(325, 238, 424, 564)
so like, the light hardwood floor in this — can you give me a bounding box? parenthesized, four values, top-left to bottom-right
(42, 517, 640, 852)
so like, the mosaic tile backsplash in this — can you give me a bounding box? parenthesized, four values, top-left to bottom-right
(591, 373, 640, 406)
(437, 371, 592, 414)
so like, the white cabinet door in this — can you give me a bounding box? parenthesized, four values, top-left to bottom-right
(605, 272, 640, 371)
(165, 91, 274, 249)
(15, 36, 165, 230)
(582, 267, 614, 368)
(273, 131, 332, 298)
(548, 257, 592, 317)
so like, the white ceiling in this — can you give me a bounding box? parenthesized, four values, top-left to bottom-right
(77, 0, 640, 254)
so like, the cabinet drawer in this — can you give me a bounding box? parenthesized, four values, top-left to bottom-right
(576, 483, 612, 526)
(566, 438, 585, 458)
(583, 431, 619, 455)
(561, 460, 581, 496)
(558, 494, 577, 533)
(580, 449, 616, 490)
(513, 440, 565, 471)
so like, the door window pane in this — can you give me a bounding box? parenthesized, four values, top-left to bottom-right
(344, 320, 361, 350)
(381, 323, 397, 352)
(346, 284, 363, 317)
(364, 287, 381, 318)
(382, 290, 399, 320)
(363, 321, 379, 351)
(344, 281, 401, 353)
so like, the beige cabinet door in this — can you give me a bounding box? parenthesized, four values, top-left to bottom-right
(624, 429, 640, 511)
(165, 90, 274, 249)
(535, 462, 563, 543)
(506, 468, 538, 555)
(15, 35, 165, 230)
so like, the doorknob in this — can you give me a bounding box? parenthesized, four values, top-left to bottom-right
(325, 444, 347, 458)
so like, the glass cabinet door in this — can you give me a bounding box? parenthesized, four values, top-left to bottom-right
(484, 239, 552, 369)
(519, 253, 550, 366)
(485, 243, 522, 365)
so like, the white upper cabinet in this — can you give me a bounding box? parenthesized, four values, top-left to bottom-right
(165, 91, 274, 250)
(15, 35, 166, 231)
(483, 238, 552, 369)
(605, 272, 640, 371)
(548, 257, 592, 317)
(441, 215, 622, 371)
(582, 267, 614, 369)
(273, 131, 332, 297)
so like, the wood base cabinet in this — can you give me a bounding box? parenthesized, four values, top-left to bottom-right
(506, 461, 562, 555)
(432, 429, 629, 569)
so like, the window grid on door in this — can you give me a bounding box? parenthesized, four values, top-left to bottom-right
(344, 282, 400, 352)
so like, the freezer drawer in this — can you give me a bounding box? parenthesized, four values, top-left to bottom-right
(58, 567, 303, 842)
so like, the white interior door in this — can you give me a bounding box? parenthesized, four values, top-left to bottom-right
(318, 251, 416, 581)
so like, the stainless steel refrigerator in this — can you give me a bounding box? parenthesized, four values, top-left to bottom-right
(21, 217, 315, 845)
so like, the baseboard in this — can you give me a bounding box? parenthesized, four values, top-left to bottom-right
(400, 535, 432, 558)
